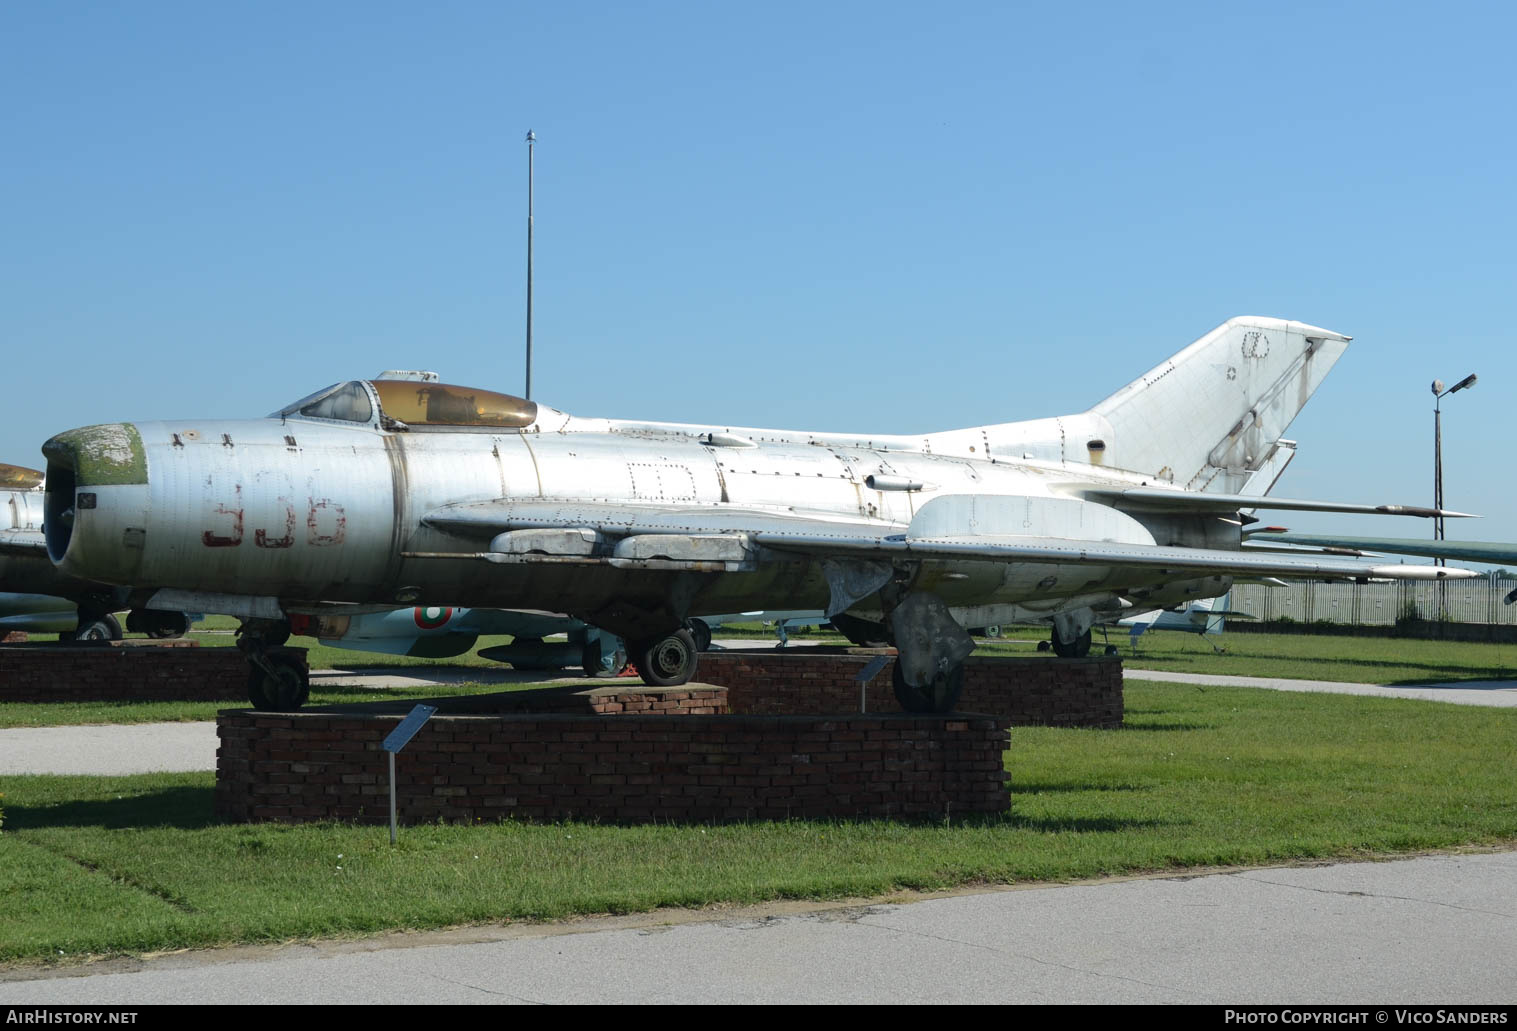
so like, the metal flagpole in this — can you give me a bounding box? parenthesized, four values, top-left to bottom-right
(525, 130, 535, 401)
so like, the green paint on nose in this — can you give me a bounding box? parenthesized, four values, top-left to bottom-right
(41, 424, 148, 486)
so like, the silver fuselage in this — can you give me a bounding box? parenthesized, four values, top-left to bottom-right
(42, 411, 1229, 632)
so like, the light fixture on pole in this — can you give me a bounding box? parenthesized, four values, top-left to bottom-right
(1431, 372, 1477, 625)
(1431, 373, 1477, 549)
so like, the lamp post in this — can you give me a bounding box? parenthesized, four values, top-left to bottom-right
(1431, 373, 1476, 622)
(1431, 373, 1477, 548)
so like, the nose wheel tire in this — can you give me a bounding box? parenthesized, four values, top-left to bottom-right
(891, 662, 965, 714)
(248, 655, 310, 711)
(632, 629, 700, 687)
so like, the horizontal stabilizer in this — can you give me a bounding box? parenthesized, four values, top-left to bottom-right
(1248, 533, 1517, 565)
(1081, 487, 1477, 519)
(750, 529, 1478, 583)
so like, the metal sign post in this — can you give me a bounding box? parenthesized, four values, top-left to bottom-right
(382, 704, 437, 845)
(855, 655, 890, 713)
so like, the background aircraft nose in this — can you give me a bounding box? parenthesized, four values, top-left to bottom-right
(41, 423, 150, 579)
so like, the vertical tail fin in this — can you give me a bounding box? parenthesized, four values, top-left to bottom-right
(1088, 317, 1350, 493)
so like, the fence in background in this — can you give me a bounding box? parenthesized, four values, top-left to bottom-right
(1229, 579, 1517, 627)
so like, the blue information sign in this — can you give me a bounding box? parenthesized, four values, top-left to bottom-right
(383, 704, 438, 753)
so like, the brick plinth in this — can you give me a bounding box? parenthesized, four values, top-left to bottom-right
(697, 649, 1123, 727)
(214, 703, 1010, 824)
(0, 644, 305, 703)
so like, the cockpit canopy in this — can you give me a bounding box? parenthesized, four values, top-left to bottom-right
(276, 381, 539, 430)
(0, 463, 45, 489)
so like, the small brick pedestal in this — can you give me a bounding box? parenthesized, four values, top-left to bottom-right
(698, 649, 1123, 727)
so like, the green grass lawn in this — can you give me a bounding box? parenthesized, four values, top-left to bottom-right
(980, 628, 1517, 684)
(3, 681, 1514, 965)
(4, 625, 1513, 729)
(0, 678, 633, 729)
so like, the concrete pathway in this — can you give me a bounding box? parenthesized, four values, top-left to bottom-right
(2, 850, 1512, 1004)
(0, 722, 216, 776)
(1125, 668, 1517, 707)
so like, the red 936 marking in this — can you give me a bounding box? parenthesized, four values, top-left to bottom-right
(204, 497, 347, 548)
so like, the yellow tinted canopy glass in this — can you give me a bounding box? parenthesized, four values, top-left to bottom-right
(0, 464, 45, 489)
(369, 381, 538, 428)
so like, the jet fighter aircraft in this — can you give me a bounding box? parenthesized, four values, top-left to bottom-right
(39, 318, 1477, 712)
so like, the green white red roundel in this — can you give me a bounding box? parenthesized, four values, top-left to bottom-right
(413, 606, 454, 630)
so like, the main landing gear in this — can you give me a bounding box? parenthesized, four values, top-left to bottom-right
(630, 628, 700, 687)
(1050, 628, 1092, 657)
(1044, 624, 1119, 657)
(885, 591, 975, 715)
(237, 619, 308, 712)
(891, 661, 964, 714)
(70, 611, 122, 642)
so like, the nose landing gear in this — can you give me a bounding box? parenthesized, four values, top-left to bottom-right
(237, 619, 308, 711)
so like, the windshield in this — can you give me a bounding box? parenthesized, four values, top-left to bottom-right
(275, 382, 375, 424)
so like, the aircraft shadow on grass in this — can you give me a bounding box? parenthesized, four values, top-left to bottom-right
(6, 787, 214, 831)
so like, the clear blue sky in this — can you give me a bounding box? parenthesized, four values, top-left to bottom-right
(3, 2, 1512, 547)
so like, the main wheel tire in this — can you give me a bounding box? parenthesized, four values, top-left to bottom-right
(632, 629, 699, 687)
(891, 662, 965, 714)
(248, 656, 309, 711)
(1050, 629, 1092, 658)
(686, 618, 713, 652)
(581, 640, 628, 677)
(72, 613, 122, 642)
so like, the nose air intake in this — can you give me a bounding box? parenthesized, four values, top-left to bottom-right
(42, 456, 75, 563)
(40, 423, 149, 571)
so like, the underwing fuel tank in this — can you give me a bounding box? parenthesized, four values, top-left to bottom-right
(43, 420, 399, 601)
